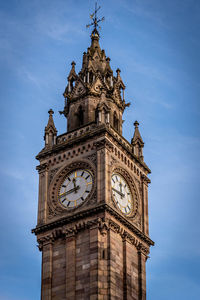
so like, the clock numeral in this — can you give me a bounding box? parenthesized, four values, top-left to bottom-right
(85, 175, 90, 180)
(81, 171, 85, 177)
(68, 178, 71, 181)
(61, 198, 66, 203)
(81, 197, 84, 201)
(62, 184, 66, 187)
(112, 178, 115, 184)
(115, 176, 118, 181)
(125, 207, 127, 213)
(124, 184, 126, 188)
(85, 190, 90, 193)
(67, 201, 71, 207)
(127, 192, 130, 195)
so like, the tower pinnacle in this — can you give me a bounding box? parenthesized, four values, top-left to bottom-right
(44, 109, 57, 148)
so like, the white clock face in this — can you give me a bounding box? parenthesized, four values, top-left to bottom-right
(58, 169, 93, 209)
(111, 173, 133, 216)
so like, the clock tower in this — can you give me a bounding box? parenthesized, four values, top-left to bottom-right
(32, 7, 154, 300)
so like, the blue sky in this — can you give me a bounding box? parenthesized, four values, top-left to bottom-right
(0, 0, 200, 299)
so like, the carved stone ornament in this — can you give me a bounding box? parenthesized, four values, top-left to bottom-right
(110, 166, 141, 223)
(86, 152, 97, 166)
(49, 167, 60, 184)
(37, 217, 149, 255)
(36, 162, 49, 174)
(48, 160, 96, 219)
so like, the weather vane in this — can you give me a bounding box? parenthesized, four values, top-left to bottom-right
(86, 2, 105, 31)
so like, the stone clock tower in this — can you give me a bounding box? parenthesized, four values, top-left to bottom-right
(32, 8, 154, 300)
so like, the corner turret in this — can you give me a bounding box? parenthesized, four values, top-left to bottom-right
(44, 109, 57, 148)
(131, 121, 144, 161)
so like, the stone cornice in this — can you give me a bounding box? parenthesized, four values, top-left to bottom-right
(36, 123, 151, 174)
(36, 216, 152, 255)
(32, 203, 154, 247)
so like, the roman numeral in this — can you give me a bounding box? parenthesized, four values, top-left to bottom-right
(62, 198, 66, 203)
(85, 190, 89, 193)
(125, 207, 127, 213)
(115, 176, 118, 181)
(124, 184, 126, 188)
(86, 175, 90, 180)
(67, 201, 70, 207)
(127, 192, 130, 195)
(112, 178, 115, 184)
(68, 178, 71, 181)
(81, 197, 84, 201)
(62, 184, 66, 187)
(81, 171, 85, 176)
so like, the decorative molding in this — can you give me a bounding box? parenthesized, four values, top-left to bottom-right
(32, 203, 154, 247)
(94, 138, 113, 151)
(86, 152, 97, 166)
(141, 174, 151, 184)
(110, 155, 117, 167)
(49, 167, 60, 184)
(36, 163, 49, 174)
(36, 216, 149, 255)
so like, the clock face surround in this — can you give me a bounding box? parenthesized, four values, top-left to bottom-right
(111, 172, 133, 216)
(58, 169, 93, 209)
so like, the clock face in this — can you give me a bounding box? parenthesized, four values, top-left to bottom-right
(58, 169, 93, 209)
(111, 173, 133, 216)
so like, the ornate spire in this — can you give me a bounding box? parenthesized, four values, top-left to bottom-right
(44, 109, 57, 148)
(61, 4, 130, 133)
(131, 121, 144, 160)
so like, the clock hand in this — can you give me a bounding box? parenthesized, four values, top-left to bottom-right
(59, 186, 80, 198)
(112, 187, 125, 198)
(72, 178, 78, 193)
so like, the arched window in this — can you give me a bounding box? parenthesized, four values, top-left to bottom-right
(113, 112, 119, 131)
(77, 105, 84, 127)
(69, 78, 75, 92)
(89, 71, 93, 84)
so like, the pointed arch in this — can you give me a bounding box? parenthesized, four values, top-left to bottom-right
(75, 105, 84, 127)
(113, 111, 119, 131)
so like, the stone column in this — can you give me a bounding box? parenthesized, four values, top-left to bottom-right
(98, 221, 109, 299)
(123, 237, 128, 300)
(138, 248, 147, 300)
(37, 164, 48, 225)
(142, 176, 149, 236)
(41, 241, 52, 300)
(89, 225, 99, 299)
(66, 233, 76, 300)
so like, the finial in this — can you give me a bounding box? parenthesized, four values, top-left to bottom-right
(134, 120, 139, 128)
(48, 109, 54, 116)
(71, 61, 76, 67)
(116, 68, 121, 75)
(86, 2, 105, 38)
